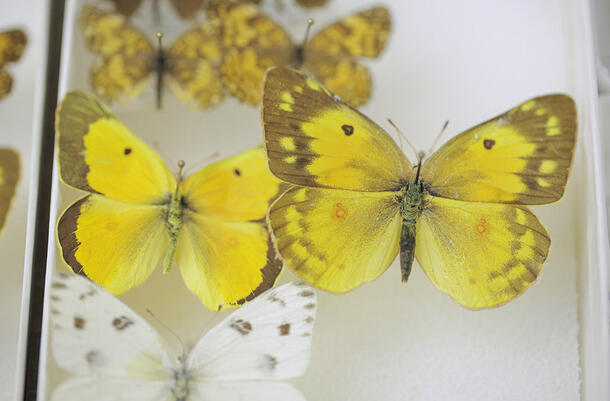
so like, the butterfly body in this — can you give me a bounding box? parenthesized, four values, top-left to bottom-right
(396, 174, 426, 282)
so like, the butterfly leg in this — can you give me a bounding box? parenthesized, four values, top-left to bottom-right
(399, 222, 416, 282)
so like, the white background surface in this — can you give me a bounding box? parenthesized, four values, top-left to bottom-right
(0, 1, 44, 400)
(6, 0, 606, 400)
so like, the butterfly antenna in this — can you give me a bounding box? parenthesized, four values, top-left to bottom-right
(152, 140, 177, 167)
(146, 309, 186, 358)
(183, 151, 220, 176)
(428, 120, 449, 155)
(387, 118, 418, 161)
(295, 18, 314, 65)
(302, 18, 314, 45)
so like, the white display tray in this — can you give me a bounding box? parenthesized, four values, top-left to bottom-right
(27, 0, 610, 400)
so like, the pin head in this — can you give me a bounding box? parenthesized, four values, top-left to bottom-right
(177, 160, 186, 169)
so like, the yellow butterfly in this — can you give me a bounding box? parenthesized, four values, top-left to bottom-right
(55, 91, 283, 310)
(0, 29, 27, 100)
(261, 67, 577, 310)
(216, 3, 390, 106)
(79, 4, 224, 109)
(0, 149, 20, 235)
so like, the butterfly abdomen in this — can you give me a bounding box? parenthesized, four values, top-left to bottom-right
(163, 190, 183, 274)
(399, 182, 425, 282)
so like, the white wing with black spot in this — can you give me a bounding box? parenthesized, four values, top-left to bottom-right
(186, 281, 318, 382)
(49, 272, 175, 401)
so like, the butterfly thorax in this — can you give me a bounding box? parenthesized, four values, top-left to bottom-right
(162, 166, 185, 274)
(171, 360, 191, 401)
(399, 181, 425, 225)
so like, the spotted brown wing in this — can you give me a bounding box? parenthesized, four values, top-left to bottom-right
(0, 29, 27, 100)
(217, 3, 292, 105)
(79, 5, 155, 104)
(166, 21, 225, 108)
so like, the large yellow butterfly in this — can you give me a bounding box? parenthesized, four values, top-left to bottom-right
(0, 148, 20, 235)
(79, 4, 224, 109)
(55, 91, 284, 310)
(217, 3, 390, 106)
(262, 67, 577, 310)
(0, 29, 27, 100)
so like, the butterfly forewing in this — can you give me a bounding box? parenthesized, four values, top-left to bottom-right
(421, 94, 577, 205)
(187, 281, 317, 380)
(262, 67, 411, 191)
(55, 91, 176, 202)
(49, 273, 175, 401)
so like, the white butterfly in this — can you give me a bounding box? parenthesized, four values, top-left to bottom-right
(48, 272, 317, 401)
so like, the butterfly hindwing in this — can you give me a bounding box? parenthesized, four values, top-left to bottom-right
(268, 186, 401, 293)
(57, 195, 169, 294)
(80, 5, 154, 104)
(0, 148, 19, 233)
(55, 91, 175, 203)
(262, 67, 411, 191)
(421, 94, 577, 205)
(416, 196, 550, 309)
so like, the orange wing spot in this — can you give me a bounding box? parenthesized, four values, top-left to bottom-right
(475, 218, 488, 234)
(227, 237, 239, 247)
(105, 221, 119, 231)
(331, 202, 348, 221)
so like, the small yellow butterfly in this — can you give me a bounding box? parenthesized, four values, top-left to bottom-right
(80, 4, 224, 109)
(55, 91, 284, 310)
(216, 3, 390, 106)
(0, 29, 27, 100)
(0, 148, 20, 235)
(261, 67, 577, 310)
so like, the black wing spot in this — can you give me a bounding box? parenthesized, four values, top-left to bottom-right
(342, 124, 354, 136)
(483, 139, 495, 150)
(124, 148, 132, 155)
(234, 168, 241, 176)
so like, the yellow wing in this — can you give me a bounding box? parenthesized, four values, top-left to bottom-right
(262, 67, 411, 191)
(55, 91, 176, 204)
(0, 148, 19, 233)
(421, 94, 577, 204)
(306, 6, 390, 58)
(217, 3, 292, 105)
(415, 195, 550, 309)
(176, 147, 283, 309)
(303, 7, 389, 106)
(0, 29, 27, 100)
(166, 22, 225, 108)
(268, 186, 401, 293)
(57, 195, 168, 295)
(79, 5, 154, 104)
(180, 147, 282, 221)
